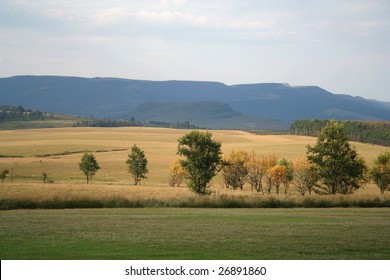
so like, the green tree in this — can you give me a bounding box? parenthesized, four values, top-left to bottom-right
(307, 120, 367, 194)
(177, 130, 223, 195)
(370, 151, 390, 194)
(0, 169, 9, 183)
(79, 152, 100, 184)
(126, 145, 148, 185)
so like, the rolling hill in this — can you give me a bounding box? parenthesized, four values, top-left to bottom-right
(1, 75, 389, 129)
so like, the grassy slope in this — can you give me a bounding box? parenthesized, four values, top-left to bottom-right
(0, 208, 389, 260)
(1, 127, 389, 260)
(0, 127, 388, 186)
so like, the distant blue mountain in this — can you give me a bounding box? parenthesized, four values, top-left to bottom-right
(1, 75, 389, 129)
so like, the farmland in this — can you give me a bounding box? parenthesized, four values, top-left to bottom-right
(0, 126, 388, 187)
(1, 208, 390, 259)
(0, 127, 390, 259)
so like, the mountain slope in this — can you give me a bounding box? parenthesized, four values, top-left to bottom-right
(231, 83, 390, 122)
(0, 75, 389, 129)
(129, 101, 286, 129)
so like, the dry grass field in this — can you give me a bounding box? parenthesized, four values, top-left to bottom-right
(1, 127, 390, 260)
(0, 126, 389, 201)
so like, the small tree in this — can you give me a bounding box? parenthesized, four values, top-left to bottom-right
(126, 145, 148, 185)
(42, 172, 48, 184)
(269, 165, 285, 195)
(246, 151, 266, 193)
(292, 157, 319, 196)
(370, 151, 390, 194)
(0, 169, 9, 183)
(307, 120, 367, 194)
(279, 158, 294, 195)
(168, 158, 186, 187)
(222, 149, 249, 190)
(42, 172, 54, 184)
(79, 152, 100, 184)
(177, 130, 223, 195)
(263, 154, 278, 194)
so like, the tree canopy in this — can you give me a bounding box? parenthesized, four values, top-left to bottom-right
(177, 130, 223, 195)
(126, 145, 149, 185)
(79, 152, 100, 184)
(370, 151, 390, 194)
(307, 120, 367, 194)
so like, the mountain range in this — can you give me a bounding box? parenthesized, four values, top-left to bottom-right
(1, 75, 389, 130)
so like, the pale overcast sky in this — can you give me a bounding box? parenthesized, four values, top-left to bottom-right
(1, 0, 389, 101)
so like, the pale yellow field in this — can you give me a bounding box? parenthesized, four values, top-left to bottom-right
(0, 127, 389, 199)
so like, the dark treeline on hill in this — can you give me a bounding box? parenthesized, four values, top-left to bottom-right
(73, 117, 200, 129)
(0, 104, 200, 130)
(291, 119, 390, 147)
(0, 105, 46, 121)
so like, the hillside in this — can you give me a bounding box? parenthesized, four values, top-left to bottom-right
(1, 75, 390, 129)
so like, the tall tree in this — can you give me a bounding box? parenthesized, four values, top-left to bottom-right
(245, 151, 266, 193)
(126, 145, 148, 185)
(307, 120, 367, 194)
(263, 154, 278, 194)
(79, 152, 100, 184)
(292, 157, 319, 196)
(269, 165, 285, 195)
(222, 149, 249, 190)
(279, 158, 294, 195)
(370, 151, 390, 194)
(177, 130, 223, 195)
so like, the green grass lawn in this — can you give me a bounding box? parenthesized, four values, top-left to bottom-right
(1, 208, 389, 260)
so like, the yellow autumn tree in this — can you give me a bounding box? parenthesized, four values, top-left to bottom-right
(292, 157, 319, 195)
(221, 149, 249, 190)
(269, 165, 286, 195)
(168, 158, 186, 187)
(245, 151, 266, 194)
(263, 154, 278, 194)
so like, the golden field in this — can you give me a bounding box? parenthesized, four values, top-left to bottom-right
(0, 126, 389, 200)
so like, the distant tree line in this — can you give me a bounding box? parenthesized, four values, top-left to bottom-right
(0, 104, 200, 130)
(291, 119, 390, 147)
(73, 117, 142, 127)
(0, 105, 46, 122)
(73, 116, 200, 129)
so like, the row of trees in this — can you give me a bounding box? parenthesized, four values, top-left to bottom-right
(73, 116, 200, 129)
(170, 149, 334, 196)
(78, 145, 148, 185)
(291, 119, 390, 147)
(169, 122, 390, 195)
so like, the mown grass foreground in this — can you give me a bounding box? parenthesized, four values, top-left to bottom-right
(1, 208, 389, 260)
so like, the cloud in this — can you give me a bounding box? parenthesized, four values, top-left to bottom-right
(91, 7, 129, 25)
(1, 0, 390, 101)
(342, 20, 389, 37)
(160, 0, 186, 9)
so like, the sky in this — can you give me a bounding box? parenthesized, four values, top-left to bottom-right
(0, 0, 389, 101)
